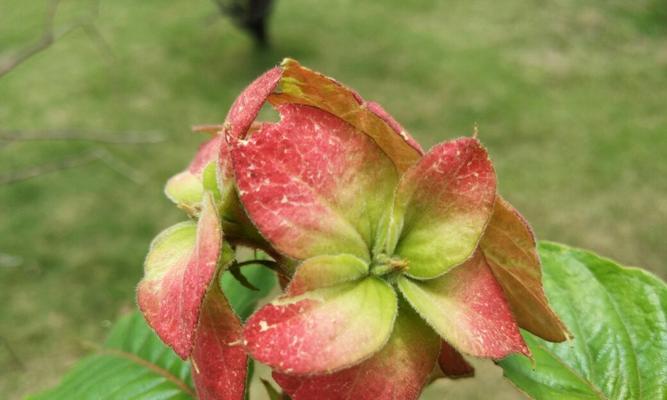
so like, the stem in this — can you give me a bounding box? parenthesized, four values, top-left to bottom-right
(233, 259, 278, 269)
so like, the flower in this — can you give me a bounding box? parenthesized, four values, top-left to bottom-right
(224, 59, 568, 399)
(137, 59, 569, 400)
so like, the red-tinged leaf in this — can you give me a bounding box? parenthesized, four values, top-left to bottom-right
(287, 254, 369, 296)
(224, 66, 282, 139)
(389, 137, 496, 279)
(137, 194, 223, 358)
(165, 135, 224, 212)
(243, 277, 397, 375)
(231, 103, 398, 261)
(481, 196, 569, 342)
(268, 58, 422, 172)
(364, 100, 424, 155)
(273, 303, 440, 400)
(397, 251, 530, 359)
(191, 275, 247, 400)
(438, 340, 474, 379)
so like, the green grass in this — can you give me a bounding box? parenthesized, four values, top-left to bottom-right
(1, 0, 665, 398)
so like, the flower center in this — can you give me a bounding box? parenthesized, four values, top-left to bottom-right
(370, 253, 408, 277)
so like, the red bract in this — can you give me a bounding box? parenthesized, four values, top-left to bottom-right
(223, 60, 567, 399)
(139, 59, 568, 400)
(137, 195, 223, 358)
(137, 194, 247, 400)
(191, 272, 247, 400)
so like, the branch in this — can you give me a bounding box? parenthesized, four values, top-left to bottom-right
(0, 130, 165, 145)
(0, 150, 99, 185)
(0, 0, 110, 78)
(0, 336, 25, 371)
(0, 148, 147, 185)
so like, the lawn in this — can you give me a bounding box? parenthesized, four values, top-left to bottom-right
(1, 0, 665, 398)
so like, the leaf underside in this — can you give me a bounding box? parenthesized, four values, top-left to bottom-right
(481, 196, 569, 342)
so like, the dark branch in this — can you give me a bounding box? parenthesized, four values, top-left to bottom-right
(0, 0, 110, 78)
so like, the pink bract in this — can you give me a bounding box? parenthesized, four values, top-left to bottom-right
(138, 59, 568, 400)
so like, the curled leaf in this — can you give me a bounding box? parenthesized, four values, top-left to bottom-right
(269, 58, 422, 172)
(191, 274, 247, 400)
(137, 194, 224, 358)
(438, 340, 475, 379)
(224, 66, 282, 139)
(481, 196, 569, 342)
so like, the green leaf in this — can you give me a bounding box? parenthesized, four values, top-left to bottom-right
(499, 242, 667, 400)
(29, 312, 195, 400)
(31, 253, 275, 399)
(221, 262, 277, 321)
(260, 379, 284, 400)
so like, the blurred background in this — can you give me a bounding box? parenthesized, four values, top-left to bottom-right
(1, 0, 665, 398)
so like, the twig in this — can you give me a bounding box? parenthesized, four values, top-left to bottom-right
(0, 130, 164, 145)
(232, 258, 290, 283)
(229, 264, 260, 291)
(0, 150, 99, 185)
(93, 148, 146, 184)
(191, 124, 224, 135)
(0, 0, 110, 78)
(233, 259, 279, 269)
(0, 336, 26, 371)
(0, 148, 146, 185)
(81, 22, 115, 62)
(0, 0, 68, 78)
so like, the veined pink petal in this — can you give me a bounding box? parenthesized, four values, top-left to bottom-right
(224, 66, 282, 139)
(398, 251, 530, 359)
(438, 340, 475, 379)
(268, 58, 422, 172)
(231, 103, 398, 261)
(243, 277, 397, 375)
(137, 195, 223, 358)
(273, 304, 439, 400)
(191, 276, 247, 400)
(390, 137, 496, 279)
(481, 196, 569, 342)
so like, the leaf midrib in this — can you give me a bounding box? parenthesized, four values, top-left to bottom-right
(99, 347, 195, 397)
(535, 343, 608, 400)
